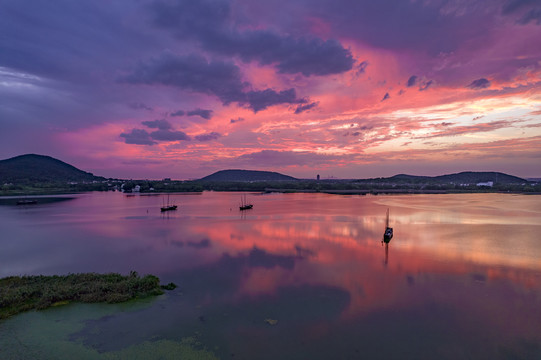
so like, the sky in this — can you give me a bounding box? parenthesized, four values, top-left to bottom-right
(1, 0, 541, 180)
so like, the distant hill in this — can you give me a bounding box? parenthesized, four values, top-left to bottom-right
(0, 154, 105, 184)
(380, 171, 527, 184)
(200, 169, 297, 182)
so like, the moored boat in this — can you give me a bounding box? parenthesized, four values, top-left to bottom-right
(160, 205, 178, 212)
(239, 194, 253, 211)
(160, 195, 177, 212)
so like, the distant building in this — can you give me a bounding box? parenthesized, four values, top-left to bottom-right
(133, 185, 141, 192)
(476, 181, 494, 187)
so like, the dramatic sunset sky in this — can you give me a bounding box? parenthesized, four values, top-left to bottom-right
(1, 0, 540, 179)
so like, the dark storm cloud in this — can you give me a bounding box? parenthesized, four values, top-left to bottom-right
(407, 75, 418, 87)
(195, 132, 221, 141)
(123, 52, 306, 112)
(467, 78, 491, 89)
(187, 108, 213, 120)
(150, 0, 354, 76)
(149, 129, 191, 141)
(294, 101, 318, 114)
(120, 129, 156, 145)
(142, 119, 172, 130)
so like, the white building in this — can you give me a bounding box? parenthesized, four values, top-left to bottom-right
(476, 181, 494, 187)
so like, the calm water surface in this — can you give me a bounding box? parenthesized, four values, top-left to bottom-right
(0, 192, 540, 359)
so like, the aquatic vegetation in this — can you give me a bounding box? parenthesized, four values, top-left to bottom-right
(264, 318, 278, 325)
(0, 272, 175, 320)
(161, 282, 177, 291)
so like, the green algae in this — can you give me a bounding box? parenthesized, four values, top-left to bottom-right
(0, 301, 217, 360)
(0, 272, 171, 320)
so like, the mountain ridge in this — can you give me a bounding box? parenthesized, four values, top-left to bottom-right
(199, 169, 297, 182)
(0, 154, 105, 184)
(0, 154, 531, 184)
(381, 171, 527, 184)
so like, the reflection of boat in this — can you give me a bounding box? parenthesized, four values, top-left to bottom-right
(239, 194, 253, 211)
(160, 195, 177, 212)
(16, 199, 37, 205)
(383, 208, 393, 243)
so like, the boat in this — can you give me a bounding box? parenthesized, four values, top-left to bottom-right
(239, 194, 253, 211)
(161, 205, 177, 212)
(383, 208, 393, 243)
(160, 195, 177, 212)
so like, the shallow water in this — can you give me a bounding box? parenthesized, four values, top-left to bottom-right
(1, 192, 540, 359)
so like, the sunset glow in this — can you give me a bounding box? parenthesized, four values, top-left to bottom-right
(1, 0, 540, 179)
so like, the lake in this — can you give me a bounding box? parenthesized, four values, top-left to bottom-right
(1, 191, 540, 359)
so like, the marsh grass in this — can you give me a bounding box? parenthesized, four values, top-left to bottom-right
(0, 271, 173, 320)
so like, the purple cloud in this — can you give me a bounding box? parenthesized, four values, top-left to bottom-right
(502, 0, 541, 24)
(128, 102, 153, 111)
(150, 0, 354, 77)
(300, 0, 499, 55)
(406, 75, 418, 87)
(419, 80, 434, 91)
(187, 108, 213, 120)
(230, 117, 244, 123)
(518, 8, 541, 24)
(123, 52, 306, 112)
(170, 110, 185, 117)
(142, 119, 172, 130)
(356, 61, 368, 76)
(467, 78, 491, 89)
(381, 92, 390, 101)
(246, 88, 305, 112)
(294, 101, 318, 114)
(149, 129, 191, 141)
(120, 129, 156, 145)
(195, 132, 221, 141)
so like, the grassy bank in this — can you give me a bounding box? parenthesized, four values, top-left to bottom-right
(0, 272, 176, 320)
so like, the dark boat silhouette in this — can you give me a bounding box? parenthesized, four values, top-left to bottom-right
(161, 195, 177, 212)
(383, 208, 393, 243)
(239, 194, 253, 211)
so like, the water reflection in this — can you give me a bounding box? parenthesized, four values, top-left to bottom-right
(384, 242, 389, 266)
(0, 192, 540, 359)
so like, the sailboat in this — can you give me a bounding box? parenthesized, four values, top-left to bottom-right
(239, 194, 253, 211)
(160, 194, 177, 212)
(383, 208, 393, 243)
